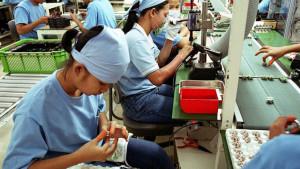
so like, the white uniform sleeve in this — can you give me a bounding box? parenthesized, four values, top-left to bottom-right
(3, 115, 48, 169)
(131, 40, 160, 76)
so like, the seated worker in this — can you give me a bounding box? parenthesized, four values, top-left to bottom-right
(244, 115, 300, 169)
(151, 0, 190, 49)
(71, 0, 116, 32)
(118, 0, 193, 123)
(258, 0, 271, 14)
(14, 0, 48, 39)
(255, 44, 300, 66)
(2, 26, 175, 169)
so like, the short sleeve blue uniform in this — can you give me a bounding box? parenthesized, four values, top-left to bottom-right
(258, 0, 270, 13)
(2, 72, 106, 169)
(118, 23, 160, 96)
(243, 135, 300, 169)
(84, 0, 117, 29)
(14, 0, 46, 39)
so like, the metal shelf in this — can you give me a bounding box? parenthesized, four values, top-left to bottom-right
(0, 74, 48, 119)
(0, 32, 11, 39)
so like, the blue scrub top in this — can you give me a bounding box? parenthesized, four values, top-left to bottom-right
(151, 30, 182, 49)
(118, 23, 160, 96)
(84, 0, 117, 29)
(258, 0, 270, 14)
(244, 134, 300, 169)
(2, 72, 106, 169)
(14, 0, 46, 39)
(3, 0, 22, 5)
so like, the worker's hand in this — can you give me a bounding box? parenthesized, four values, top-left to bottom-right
(269, 115, 297, 139)
(178, 45, 193, 60)
(165, 19, 181, 41)
(121, 126, 129, 140)
(70, 12, 78, 21)
(255, 46, 286, 66)
(79, 12, 87, 20)
(73, 130, 118, 162)
(39, 16, 49, 24)
(107, 121, 129, 140)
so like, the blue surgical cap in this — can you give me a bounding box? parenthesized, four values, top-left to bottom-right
(127, 0, 167, 16)
(71, 26, 130, 84)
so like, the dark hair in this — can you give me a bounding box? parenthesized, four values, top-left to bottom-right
(122, 1, 168, 33)
(61, 26, 104, 76)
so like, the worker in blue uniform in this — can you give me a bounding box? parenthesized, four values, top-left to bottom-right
(258, 0, 271, 14)
(256, 44, 300, 66)
(2, 26, 175, 169)
(244, 116, 300, 169)
(118, 0, 193, 123)
(71, 0, 116, 32)
(151, 0, 190, 49)
(14, 0, 48, 39)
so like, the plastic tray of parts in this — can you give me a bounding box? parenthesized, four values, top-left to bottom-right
(48, 17, 71, 28)
(0, 39, 68, 73)
(225, 129, 269, 169)
(179, 80, 224, 114)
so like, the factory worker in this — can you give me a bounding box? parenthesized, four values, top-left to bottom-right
(14, 0, 48, 39)
(71, 0, 116, 32)
(2, 26, 175, 169)
(256, 44, 300, 66)
(258, 0, 271, 14)
(118, 0, 193, 123)
(244, 116, 300, 169)
(151, 0, 190, 49)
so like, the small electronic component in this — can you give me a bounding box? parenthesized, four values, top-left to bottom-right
(261, 76, 268, 80)
(247, 76, 253, 80)
(262, 62, 268, 67)
(265, 96, 274, 104)
(279, 77, 288, 83)
(286, 119, 300, 134)
(267, 76, 274, 81)
(240, 76, 247, 80)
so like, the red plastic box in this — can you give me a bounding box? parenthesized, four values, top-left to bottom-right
(179, 80, 224, 114)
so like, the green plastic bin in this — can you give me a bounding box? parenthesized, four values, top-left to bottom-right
(0, 39, 69, 74)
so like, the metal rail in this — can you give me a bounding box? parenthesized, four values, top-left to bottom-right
(0, 74, 47, 119)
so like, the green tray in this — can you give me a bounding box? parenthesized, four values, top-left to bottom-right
(0, 39, 68, 74)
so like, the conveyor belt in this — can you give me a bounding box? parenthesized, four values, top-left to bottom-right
(236, 38, 300, 129)
(0, 74, 47, 119)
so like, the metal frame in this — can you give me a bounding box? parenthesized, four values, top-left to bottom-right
(214, 1, 250, 168)
(108, 88, 123, 121)
(0, 74, 47, 120)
